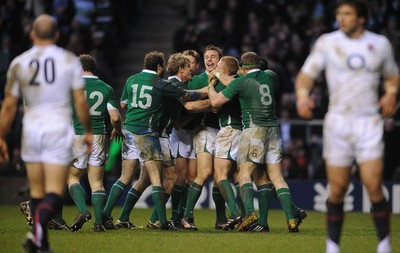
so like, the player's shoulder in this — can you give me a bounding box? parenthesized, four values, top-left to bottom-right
(363, 30, 390, 45)
(317, 30, 340, 43)
(264, 70, 277, 81)
(191, 72, 208, 81)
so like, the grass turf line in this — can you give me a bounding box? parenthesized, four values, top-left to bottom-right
(1, 205, 399, 253)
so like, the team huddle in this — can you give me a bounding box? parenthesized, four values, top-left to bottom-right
(19, 46, 307, 235)
(0, 0, 398, 253)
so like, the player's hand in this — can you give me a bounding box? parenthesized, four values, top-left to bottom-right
(83, 132, 93, 154)
(111, 128, 125, 144)
(0, 139, 9, 164)
(379, 93, 398, 117)
(208, 72, 218, 87)
(296, 96, 315, 119)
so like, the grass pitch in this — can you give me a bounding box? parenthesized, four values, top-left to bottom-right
(1, 205, 398, 253)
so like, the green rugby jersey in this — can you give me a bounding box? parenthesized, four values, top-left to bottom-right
(187, 72, 219, 129)
(121, 70, 164, 134)
(215, 78, 242, 130)
(221, 70, 279, 128)
(72, 76, 118, 135)
(158, 76, 184, 135)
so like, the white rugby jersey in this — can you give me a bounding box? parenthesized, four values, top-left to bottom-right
(301, 30, 399, 115)
(5, 45, 84, 123)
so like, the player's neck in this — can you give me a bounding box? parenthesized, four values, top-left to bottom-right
(345, 27, 365, 39)
(82, 71, 94, 76)
(33, 39, 55, 46)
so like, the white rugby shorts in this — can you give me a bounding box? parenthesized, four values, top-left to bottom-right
(237, 126, 282, 164)
(193, 127, 219, 155)
(121, 129, 162, 162)
(215, 126, 241, 161)
(72, 135, 106, 169)
(323, 113, 384, 167)
(170, 128, 196, 159)
(21, 121, 74, 166)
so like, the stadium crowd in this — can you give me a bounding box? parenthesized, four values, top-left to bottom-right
(173, 0, 400, 180)
(0, 0, 399, 181)
(0, 0, 139, 175)
(0, 1, 398, 252)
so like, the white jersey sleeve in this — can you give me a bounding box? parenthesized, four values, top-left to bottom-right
(301, 34, 328, 79)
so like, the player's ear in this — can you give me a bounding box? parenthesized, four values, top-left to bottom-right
(54, 31, 60, 42)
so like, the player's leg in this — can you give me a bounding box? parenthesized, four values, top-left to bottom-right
(87, 164, 106, 232)
(163, 165, 178, 221)
(68, 135, 89, 218)
(235, 161, 258, 231)
(183, 152, 212, 220)
(148, 164, 177, 224)
(114, 165, 148, 229)
(251, 168, 272, 232)
(215, 158, 240, 228)
(34, 163, 68, 251)
(103, 159, 138, 225)
(359, 159, 391, 253)
(104, 129, 140, 223)
(324, 112, 357, 253)
(145, 160, 172, 229)
(267, 162, 300, 232)
(174, 158, 187, 215)
(26, 163, 45, 229)
(356, 115, 391, 253)
(159, 137, 179, 224)
(325, 165, 351, 253)
(232, 171, 246, 217)
(180, 158, 197, 218)
(265, 179, 307, 226)
(68, 166, 92, 231)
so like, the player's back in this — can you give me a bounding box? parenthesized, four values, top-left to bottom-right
(73, 76, 117, 135)
(7, 44, 83, 123)
(121, 70, 164, 134)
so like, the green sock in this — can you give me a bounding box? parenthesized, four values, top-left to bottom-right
(171, 185, 183, 221)
(118, 188, 142, 222)
(69, 183, 87, 213)
(240, 183, 255, 216)
(218, 180, 239, 217)
(271, 186, 299, 218)
(178, 183, 190, 219)
(212, 186, 227, 222)
(183, 182, 203, 219)
(257, 183, 273, 227)
(235, 182, 246, 216)
(276, 188, 295, 220)
(103, 180, 126, 217)
(152, 186, 167, 225)
(150, 193, 170, 223)
(92, 190, 106, 225)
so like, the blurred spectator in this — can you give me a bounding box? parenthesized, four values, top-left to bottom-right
(173, 18, 200, 53)
(383, 117, 400, 180)
(0, 0, 132, 176)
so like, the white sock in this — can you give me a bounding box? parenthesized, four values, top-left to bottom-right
(377, 236, 391, 253)
(326, 239, 340, 253)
